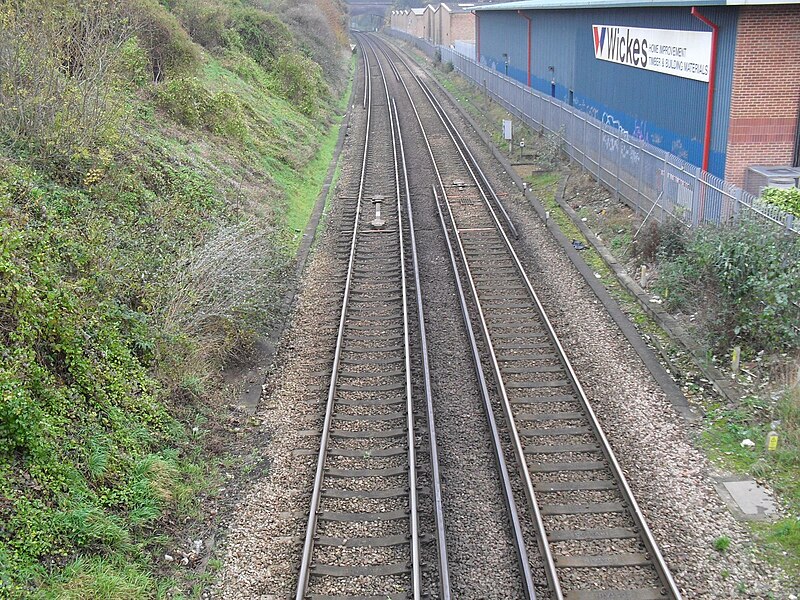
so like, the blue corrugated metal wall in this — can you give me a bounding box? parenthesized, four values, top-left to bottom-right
(478, 6, 737, 178)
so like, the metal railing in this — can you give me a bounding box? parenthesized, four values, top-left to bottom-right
(387, 28, 798, 233)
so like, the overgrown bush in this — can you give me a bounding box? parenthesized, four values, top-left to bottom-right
(156, 220, 289, 387)
(633, 218, 688, 264)
(0, 0, 133, 175)
(155, 77, 247, 138)
(653, 219, 800, 354)
(0, 170, 183, 592)
(277, 0, 348, 90)
(762, 187, 800, 218)
(273, 52, 328, 116)
(122, 0, 201, 80)
(173, 0, 230, 50)
(230, 6, 292, 68)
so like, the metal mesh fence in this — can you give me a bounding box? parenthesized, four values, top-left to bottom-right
(387, 29, 797, 233)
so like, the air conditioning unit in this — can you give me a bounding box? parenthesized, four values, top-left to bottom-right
(744, 166, 800, 196)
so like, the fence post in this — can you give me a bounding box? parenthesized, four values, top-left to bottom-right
(581, 114, 587, 170)
(661, 153, 669, 224)
(597, 119, 603, 183)
(615, 133, 622, 201)
(635, 138, 644, 215)
(692, 171, 702, 227)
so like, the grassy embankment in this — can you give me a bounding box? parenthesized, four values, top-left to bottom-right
(0, 0, 350, 596)
(427, 53, 800, 582)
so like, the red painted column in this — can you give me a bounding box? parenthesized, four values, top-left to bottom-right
(692, 7, 719, 173)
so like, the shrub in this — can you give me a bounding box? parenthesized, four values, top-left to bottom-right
(156, 220, 289, 387)
(155, 77, 210, 127)
(654, 219, 800, 354)
(277, 0, 348, 89)
(206, 91, 247, 139)
(762, 187, 800, 218)
(173, 0, 230, 50)
(121, 0, 201, 80)
(230, 6, 292, 68)
(155, 78, 247, 139)
(116, 36, 151, 88)
(0, 0, 132, 174)
(272, 52, 328, 116)
(633, 218, 688, 264)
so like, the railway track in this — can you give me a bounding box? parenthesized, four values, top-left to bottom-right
(296, 37, 433, 600)
(368, 34, 682, 600)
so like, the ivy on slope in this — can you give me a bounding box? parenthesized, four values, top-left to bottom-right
(0, 171, 183, 596)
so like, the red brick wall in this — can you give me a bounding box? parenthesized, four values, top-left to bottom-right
(725, 5, 800, 185)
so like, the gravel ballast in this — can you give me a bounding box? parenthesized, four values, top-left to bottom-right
(214, 38, 795, 599)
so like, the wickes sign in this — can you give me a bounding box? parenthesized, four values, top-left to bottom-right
(592, 25, 712, 82)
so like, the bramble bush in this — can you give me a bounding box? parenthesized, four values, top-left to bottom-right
(653, 218, 800, 354)
(0, 174, 184, 593)
(155, 77, 247, 139)
(121, 0, 201, 81)
(0, 0, 132, 177)
(273, 52, 329, 116)
(230, 6, 292, 68)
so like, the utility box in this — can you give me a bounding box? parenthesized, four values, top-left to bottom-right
(744, 166, 800, 196)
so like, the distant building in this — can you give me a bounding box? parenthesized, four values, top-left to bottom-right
(390, 3, 479, 54)
(390, 8, 427, 38)
(431, 3, 477, 47)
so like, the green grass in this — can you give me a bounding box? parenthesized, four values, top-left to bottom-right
(282, 112, 345, 238)
(703, 387, 800, 580)
(283, 55, 354, 240)
(714, 535, 732, 553)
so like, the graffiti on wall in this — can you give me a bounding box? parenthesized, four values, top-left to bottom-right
(601, 111, 641, 165)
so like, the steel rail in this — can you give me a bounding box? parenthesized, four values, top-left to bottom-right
(369, 34, 538, 600)
(295, 34, 422, 599)
(376, 39, 518, 240)
(366, 33, 453, 598)
(365, 34, 423, 599)
(418, 56, 682, 600)
(362, 36, 369, 110)
(437, 150, 563, 599)
(370, 36, 557, 595)
(378, 34, 682, 600)
(294, 35, 374, 598)
(385, 62, 423, 600)
(394, 97, 453, 600)
(433, 186, 538, 600)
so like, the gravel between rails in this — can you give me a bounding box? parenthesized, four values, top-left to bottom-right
(411, 53, 796, 597)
